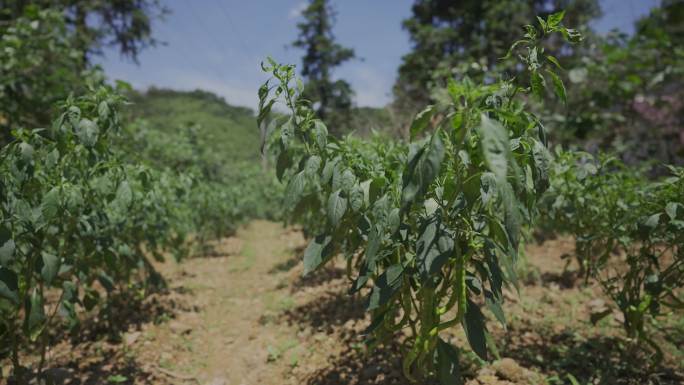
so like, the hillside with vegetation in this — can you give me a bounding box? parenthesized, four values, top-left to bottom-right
(125, 88, 261, 165)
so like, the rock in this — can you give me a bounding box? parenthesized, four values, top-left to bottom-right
(492, 358, 524, 382)
(169, 320, 192, 335)
(124, 331, 141, 346)
(491, 358, 543, 384)
(587, 298, 606, 309)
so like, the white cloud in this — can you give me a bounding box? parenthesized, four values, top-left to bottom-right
(346, 66, 392, 107)
(288, 2, 307, 20)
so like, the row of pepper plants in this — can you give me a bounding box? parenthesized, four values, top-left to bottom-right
(0, 81, 279, 379)
(540, 150, 683, 354)
(259, 13, 578, 384)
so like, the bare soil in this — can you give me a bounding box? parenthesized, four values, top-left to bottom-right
(3, 222, 683, 385)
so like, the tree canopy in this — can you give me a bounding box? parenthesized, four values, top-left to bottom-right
(292, 0, 356, 136)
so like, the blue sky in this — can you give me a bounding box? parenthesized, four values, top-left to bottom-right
(97, 0, 661, 110)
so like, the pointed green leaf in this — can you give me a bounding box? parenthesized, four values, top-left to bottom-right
(463, 299, 488, 360)
(367, 264, 403, 310)
(41, 252, 60, 285)
(28, 289, 47, 341)
(410, 105, 435, 139)
(327, 189, 347, 227)
(303, 234, 333, 275)
(437, 338, 463, 385)
(0, 267, 19, 304)
(478, 115, 509, 180)
(545, 69, 566, 104)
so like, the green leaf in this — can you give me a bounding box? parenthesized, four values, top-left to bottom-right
(303, 234, 333, 275)
(367, 264, 403, 310)
(485, 291, 506, 329)
(77, 119, 99, 147)
(410, 105, 435, 139)
(536, 16, 547, 33)
(276, 150, 292, 182)
(365, 225, 382, 269)
(41, 252, 59, 284)
(27, 289, 47, 341)
(401, 131, 445, 208)
(547, 10, 565, 28)
(645, 213, 661, 229)
(327, 189, 347, 227)
(0, 267, 19, 305)
(665, 202, 680, 220)
(281, 118, 295, 148)
(107, 375, 128, 383)
(463, 299, 488, 361)
(545, 69, 566, 104)
(478, 115, 509, 180)
(500, 181, 522, 254)
(285, 171, 306, 208)
(19, 142, 34, 162)
(312, 120, 328, 151)
(339, 169, 356, 194)
(437, 338, 462, 385)
(98, 101, 110, 121)
(349, 184, 364, 212)
(530, 71, 545, 100)
(304, 155, 322, 177)
(114, 181, 133, 209)
(98, 272, 115, 292)
(0, 226, 15, 265)
(41, 187, 60, 221)
(321, 157, 339, 185)
(545, 55, 563, 70)
(562, 28, 582, 43)
(416, 216, 454, 281)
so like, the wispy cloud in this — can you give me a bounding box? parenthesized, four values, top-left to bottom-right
(288, 1, 307, 19)
(346, 66, 392, 107)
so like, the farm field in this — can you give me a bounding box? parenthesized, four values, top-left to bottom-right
(1, 1, 683, 384)
(5, 221, 681, 384)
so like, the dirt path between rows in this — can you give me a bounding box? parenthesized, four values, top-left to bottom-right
(135, 220, 311, 384)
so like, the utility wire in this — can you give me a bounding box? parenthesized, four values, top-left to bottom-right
(211, 0, 254, 60)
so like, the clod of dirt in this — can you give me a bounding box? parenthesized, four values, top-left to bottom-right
(125, 331, 142, 346)
(491, 358, 541, 384)
(169, 320, 193, 335)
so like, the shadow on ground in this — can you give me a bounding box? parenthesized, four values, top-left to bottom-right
(499, 324, 684, 385)
(304, 340, 413, 385)
(283, 289, 366, 333)
(7, 284, 194, 385)
(291, 265, 346, 291)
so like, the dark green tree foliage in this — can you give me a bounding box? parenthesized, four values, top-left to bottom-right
(0, 7, 98, 144)
(292, 0, 355, 136)
(0, 0, 166, 62)
(394, 0, 600, 123)
(0, 1, 165, 143)
(551, 0, 684, 167)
